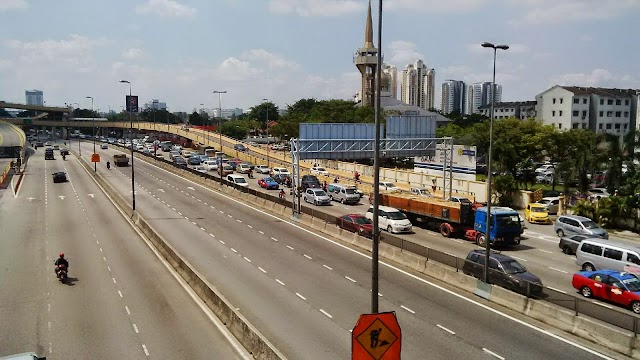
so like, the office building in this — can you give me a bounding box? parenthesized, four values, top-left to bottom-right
(441, 80, 466, 114)
(213, 108, 244, 119)
(465, 82, 502, 114)
(478, 101, 537, 120)
(144, 99, 167, 111)
(25, 90, 43, 106)
(400, 60, 436, 110)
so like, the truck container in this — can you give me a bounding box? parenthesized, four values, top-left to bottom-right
(371, 192, 521, 246)
(113, 154, 129, 167)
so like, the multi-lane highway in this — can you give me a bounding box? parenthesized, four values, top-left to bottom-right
(78, 141, 621, 359)
(0, 146, 249, 359)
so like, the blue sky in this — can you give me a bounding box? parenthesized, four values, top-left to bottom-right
(0, 0, 637, 114)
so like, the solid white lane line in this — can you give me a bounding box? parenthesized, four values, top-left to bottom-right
(538, 249, 553, 254)
(125, 306, 131, 315)
(483, 348, 505, 360)
(286, 245, 294, 250)
(320, 309, 333, 318)
(511, 256, 528, 262)
(296, 293, 306, 301)
(323, 264, 333, 270)
(436, 324, 456, 335)
(132, 323, 139, 333)
(231, 248, 237, 253)
(276, 279, 285, 286)
(547, 286, 567, 294)
(345, 276, 356, 283)
(595, 302, 613, 309)
(303, 254, 312, 260)
(400, 305, 415, 314)
(142, 344, 149, 356)
(259, 231, 264, 235)
(258, 267, 267, 273)
(271, 237, 278, 242)
(118, 290, 123, 298)
(549, 267, 569, 274)
(244, 257, 251, 263)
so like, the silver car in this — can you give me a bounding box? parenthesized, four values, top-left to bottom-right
(303, 188, 331, 206)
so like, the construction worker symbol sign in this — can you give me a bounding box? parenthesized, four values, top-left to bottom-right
(352, 312, 401, 360)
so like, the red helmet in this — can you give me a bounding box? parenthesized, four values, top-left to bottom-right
(59, 253, 64, 258)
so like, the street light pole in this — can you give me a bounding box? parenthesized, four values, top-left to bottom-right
(213, 91, 227, 188)
(120, 80, 136, 211)
(481, 41, 509, 284)
(200, 103, 208, 146)
(263, 98, 270, 168)
(86, 96, 96, 172)
(73, 102, 81, 156)
(371, 0, 383, 314)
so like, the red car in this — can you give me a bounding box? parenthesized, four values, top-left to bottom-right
(572, 269, 640, 314)
(258, 177, 279, 190)
(336, 214, 373, 238)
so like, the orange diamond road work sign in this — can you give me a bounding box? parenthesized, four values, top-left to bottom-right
(352, 312, 401, 360)
(91, 153, 101, 163)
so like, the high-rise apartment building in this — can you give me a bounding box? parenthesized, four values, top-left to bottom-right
(144, 99, 167, 110)
(25, 90, 43, 106)
(441, 80, 466, 114)
(381, 64, 398, 99)
(465, 82, 502, 114)
(400, 60, 435, 110)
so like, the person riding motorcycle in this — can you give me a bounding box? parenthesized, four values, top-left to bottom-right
(279, 189, 286, 199)
(54, 253, 69, 276)
(106, 161, 111, 169)
(354, 171, 361, 183)
(62, 153, 66, 161)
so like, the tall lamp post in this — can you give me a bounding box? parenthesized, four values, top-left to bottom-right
(263, 98, 270, 168)
(73, 102, 81, 156)
(86, 96, 96, 172)
(213, 91, 226, 188)
(119, 80, 136, 211)
(200, 103, 208, 146)
(480, 41, 509, 284)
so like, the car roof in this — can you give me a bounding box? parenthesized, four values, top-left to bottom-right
(529, 203, 548, 208)
(540, 196, 559, 201)
(369, 205, 401, 212)
(343, 214, 366, 218)
(468, 249, 514, 262)
(579, 269, 638, 280)
(559, 214, 591, 221)
(579, 238, 640, 251)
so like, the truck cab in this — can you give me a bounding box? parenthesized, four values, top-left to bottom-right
(473, 207, 522, 246)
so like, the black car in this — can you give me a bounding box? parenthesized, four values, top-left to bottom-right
(45, 148, 55, 160)
(174, 157, 188, 167)
(462, 249, 543, 296)
(559, 234, 592, 255)
(52, 172, 67, 183)
(233, 144, 247, 152)
(301, 175, 321, 190)
(188, 156, 202, 165)
(272, 174, 292, 187)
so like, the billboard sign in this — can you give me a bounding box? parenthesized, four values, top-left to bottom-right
(126, 95, 139, 113)
(414, 144, 477, 181)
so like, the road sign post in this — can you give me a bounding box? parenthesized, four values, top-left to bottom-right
(91, 153, 101, 163)
(352, 312, 401, 360)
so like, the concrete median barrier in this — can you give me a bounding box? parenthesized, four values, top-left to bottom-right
(311, 217, 326, 231)
(571, 315, 633, 356)
(490, 286, 528, 313)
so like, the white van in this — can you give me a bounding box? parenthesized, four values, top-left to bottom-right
(327, 183, 360, 204)
(576, 238, 640, 273)
(365, 205, 412, 234)
(227, 174, 249, 187)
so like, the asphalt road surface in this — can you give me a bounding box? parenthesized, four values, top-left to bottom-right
(82, 142, 621, 360)
(0, 146, 248, 359)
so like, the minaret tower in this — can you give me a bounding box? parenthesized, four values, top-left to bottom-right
(354, 0, 378, 107)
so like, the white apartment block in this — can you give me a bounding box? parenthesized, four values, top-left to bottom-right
(465, 82, 501, 114)
(441, 80, 466, 114)
(25, 90, 44, 106)
(478, 101, 536, 120)
(144, 99, 167, 110)
(401, 59, 436, 110)
(535, 86, 639, 138)
(381, 64, 398, 99)
(213, 108, 244, 119)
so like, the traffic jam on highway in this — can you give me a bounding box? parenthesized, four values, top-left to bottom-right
(71, 133, 640, 321)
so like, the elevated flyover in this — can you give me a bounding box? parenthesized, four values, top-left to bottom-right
(0, 120, 26, 186)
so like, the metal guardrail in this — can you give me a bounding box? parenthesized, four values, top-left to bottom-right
(123, 144, 640, 336)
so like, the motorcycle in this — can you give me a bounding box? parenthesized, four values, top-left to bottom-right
(55, 264, 68, 281)
(62, 154, 66, 161)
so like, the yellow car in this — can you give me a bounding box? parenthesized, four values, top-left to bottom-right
(525, 203, 550, 224)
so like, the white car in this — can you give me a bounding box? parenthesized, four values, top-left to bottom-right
(227, 174, 249, 187)
(588, 188, 610, 200)
(310, 167, 329, 176)
(202, 160, 218, 171)
(535, 164, 554, 174)
(272, 167, 291, 176)
(255, 165, 271, 174)
(193, 165, 207, 173)
(365, 205, 413, 234)
(379, 181, 401, 192)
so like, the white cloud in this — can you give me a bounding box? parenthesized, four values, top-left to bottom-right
(386, 0, 486, 12)
(4, 34, 104, 71)
(387, 40, 424, 67)
(508, 0, 640, 24)
(122, 48, 145, 60)
(0, 0, 27, 11)
(549, 69, 639, 88)
(135, 0, 196, 19)
(269, 0, 364, 16)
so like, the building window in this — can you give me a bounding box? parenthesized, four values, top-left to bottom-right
(573, 98, 579, 104)
(616, 100, 621, 105)
(625, 100, 630, 105)
(606, 123, 612, 129)
(560, 98, 563, 104)
(552, 110, 556, 116)
(608, 99, 613, 105)
(624, 124, 628, 130)
(600, 99, 604, 105)
(624, 111, 629, 117)
(582, 110, 587, 117)
(599, 124, 603, 129)
(607, 111, 613, 117)
(583, 98, 588, 104)
(615, 111, 621, 117)
(573, 110, 579, 116)
(599, 111, 604, 117)
(559, 110, 563, 116)
(558, 123, 562, 129)
(582, 123, 587, 129)
(615, 123, 621, 129)
(572, 123, 579, 129)
(552, 98, 556, 104)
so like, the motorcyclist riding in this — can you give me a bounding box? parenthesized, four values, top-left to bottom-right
(106, 161, 111, 169)
(62, 153, 66, 161)
(279, 189, 286, 199)
(54, 253, 69, 276)
(354, 171, 361, 183)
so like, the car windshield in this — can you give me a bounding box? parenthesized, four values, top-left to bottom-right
(236, 178, 247, 184)
(582, 220, 599, 229)
(622, 277, 640, 292)
(496, 214, 520, 227)
(313, 190, 327, 196)
(265, 178, 275, 182)
(316, 168, 326, 172)
(531, 207, 547, 213)
(387, 211, 407, 220)
(345, 188, 357, 194)
(501, 260, 527, 274)
(353, 217, 372, 225)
